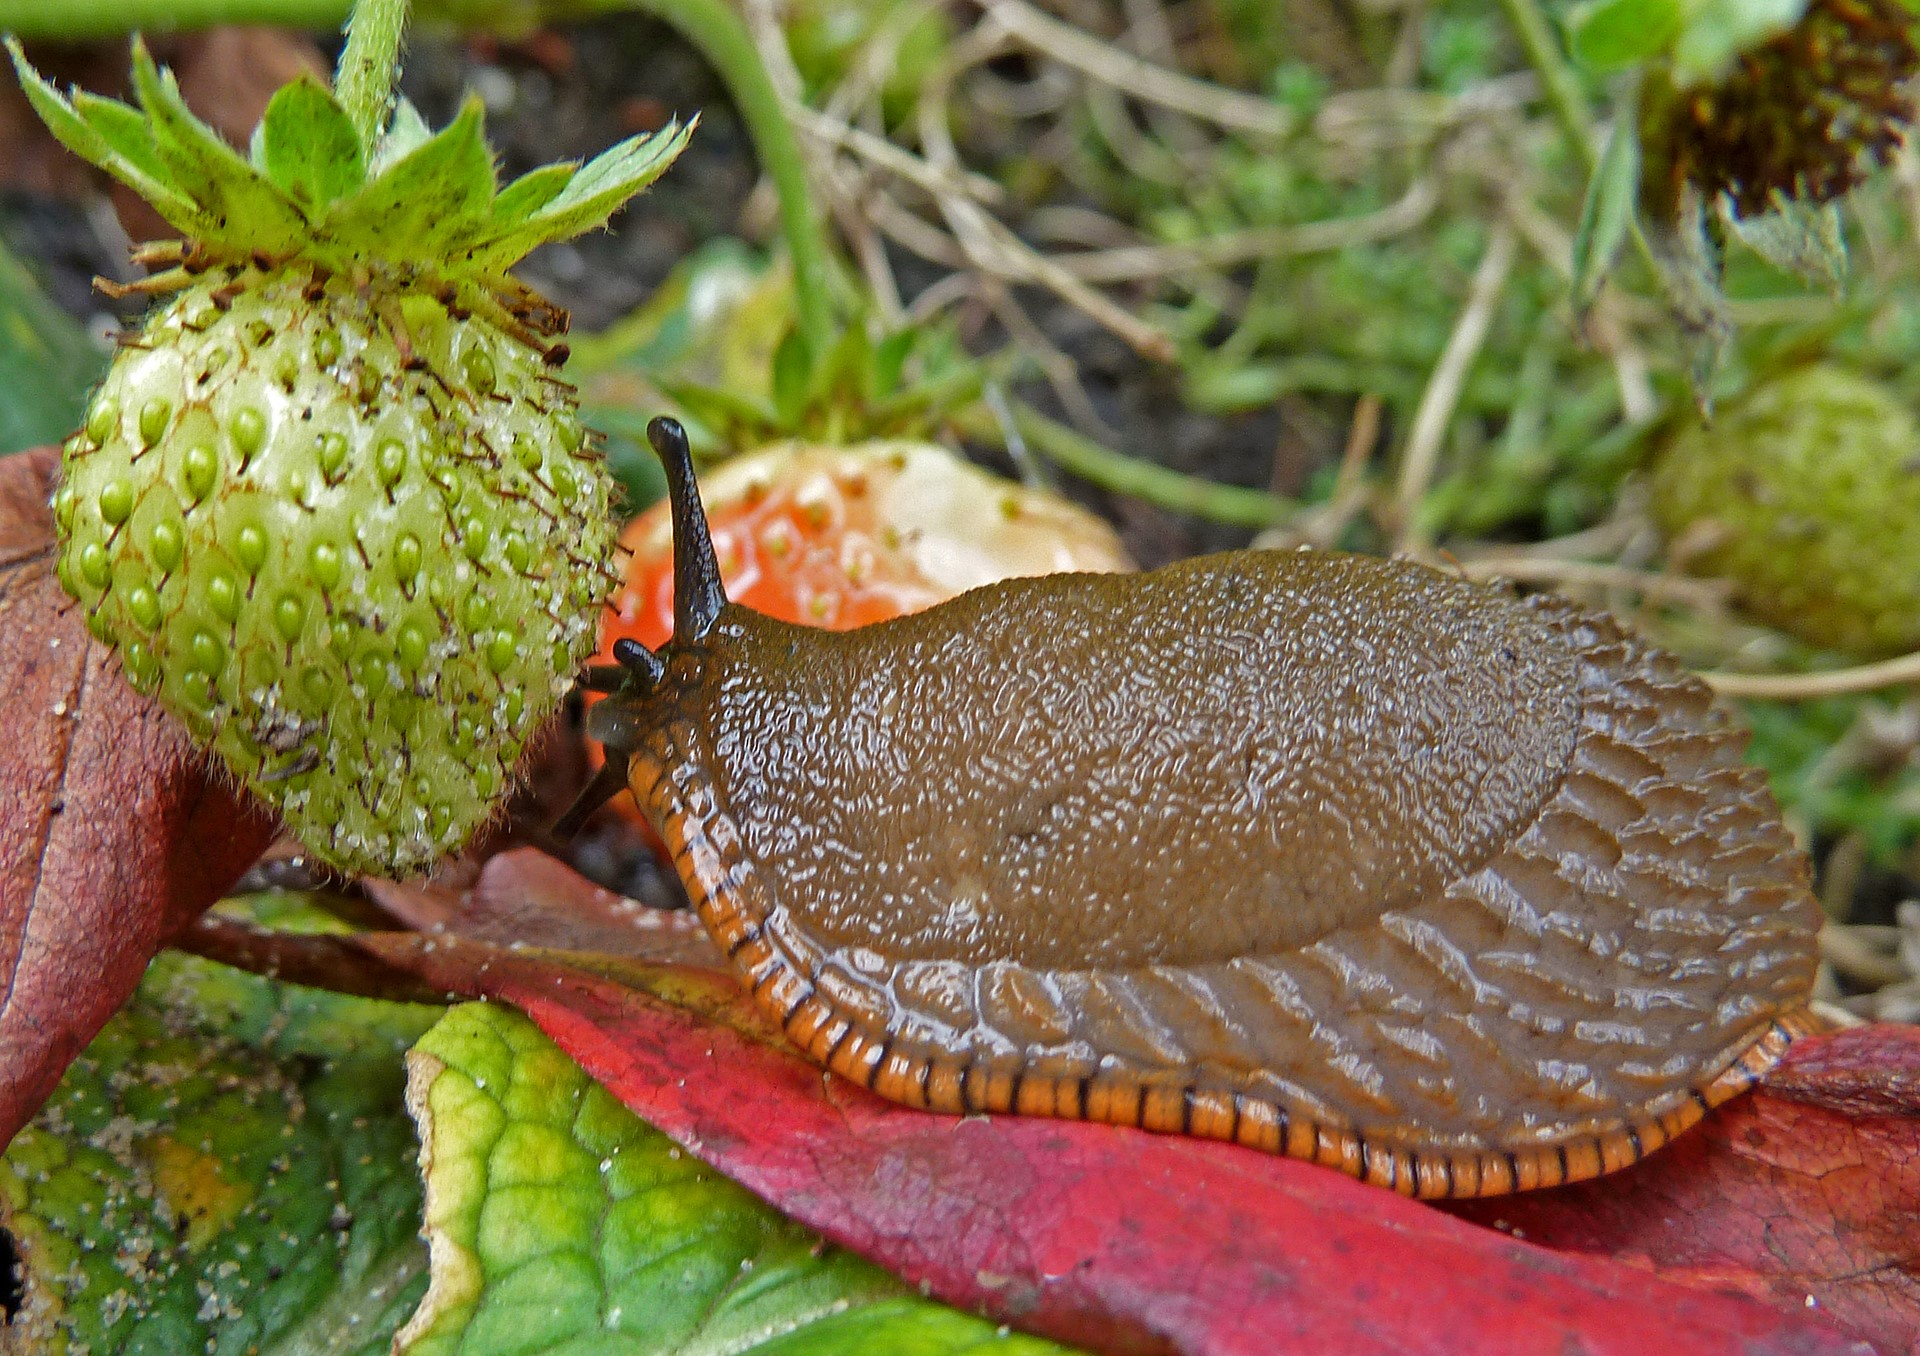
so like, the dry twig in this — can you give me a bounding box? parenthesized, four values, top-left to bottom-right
(1704, 651, 1920, 700)
(966, 0, 1294, 138)
(1394, 215, 1518, 549)
(914, 24, 1179, 361)
(1051, 179, 1440, 283)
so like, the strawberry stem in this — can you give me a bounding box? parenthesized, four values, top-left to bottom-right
(335, 0, 412, 153)
(0, 0, 344, 38)
(961, 401, 1296, 529)
(630, 0, 837, 360)
(1493, 0, 1666, 282)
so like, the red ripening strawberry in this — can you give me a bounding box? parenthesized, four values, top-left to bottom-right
(588, 439, 1134, 822)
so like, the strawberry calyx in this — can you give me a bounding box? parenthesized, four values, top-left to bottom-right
(6, 38, 692, 339)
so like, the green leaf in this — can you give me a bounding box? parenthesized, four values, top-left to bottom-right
(824, 320, 873, 403)
(4, 39, 202, 230)
(400, 1004, 1077, 1356)
(1670, 0, 1809, 84)
(255, 75, 367, 213)
(128, 38, 309, 256)
(467, 118, 695, 274)
(654, 377, 783, 432)
(332, 95, 498, 269)
(772, 326, 816, 429)
(491, 162, 578, 229)
(869, 356, 989, 424)
(1, 892, 441, 1356)
(872, 328, 916, 400)
(0, 236, 107, 455)
(72, 89, 186, 201)
(1571, 112, 1641, 308)
(1726, 195, 1848, 291)
(1565, 0, 1685, 70)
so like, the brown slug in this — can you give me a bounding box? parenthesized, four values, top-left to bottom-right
(568, 416, 1822, 1199)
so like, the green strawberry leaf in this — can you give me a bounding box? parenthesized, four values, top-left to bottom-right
(73, 88, 192, 203)
(334, 95, 497, 268)
(1564, 0, 1685, 70)
(872, 328, 916, 400)
(467, 118, 696, 273)
(655, 376, 783, 434)
(1571, 109, 1641, 309)
(491, 162, 579, 229)
(400, 1003, 1077, 1356)
(772, 326, 816, 428)
(12, 44, 689, 286)
(1, 892, 441, 1356)
(255, 75, 367, 213)
(869, 351, 989, 423)
(128, 38, 309, 256)
(823, 320, 874, 405)
(4, 40, 202, 230)
(1670, 0, 1809, 84)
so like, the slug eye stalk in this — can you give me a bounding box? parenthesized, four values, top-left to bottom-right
(613, 638, 666, 685)
(555, 636, 666, 842)
(579, 665, 633, 693)
(649, 416, 729, 642)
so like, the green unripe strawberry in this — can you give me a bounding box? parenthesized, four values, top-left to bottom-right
(13, 40, 691, 873)
(1650, 362, 1920, 658)
(55, 269, 612, 869)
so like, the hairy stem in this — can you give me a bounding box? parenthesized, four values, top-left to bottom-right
(336, 0, 413, 153)
(1494, 0, 1597, 173)
(0, 0, 346, 35)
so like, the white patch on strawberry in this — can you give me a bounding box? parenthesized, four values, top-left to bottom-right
(606, 438, 1134, 644)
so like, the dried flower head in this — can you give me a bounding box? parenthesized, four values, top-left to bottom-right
(1647, 0, 1919, 218)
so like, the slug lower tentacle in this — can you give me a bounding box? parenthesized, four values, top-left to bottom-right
(579, 416, 1822, 1199)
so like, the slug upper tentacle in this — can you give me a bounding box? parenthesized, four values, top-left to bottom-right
(579, 415, 1822, 1198)
(654, 417, 727, 640)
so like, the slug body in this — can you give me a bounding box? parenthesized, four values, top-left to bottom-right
(582, 419, 1822, 1199)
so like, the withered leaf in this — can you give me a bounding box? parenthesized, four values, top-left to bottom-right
(0, 446, 275, 1147)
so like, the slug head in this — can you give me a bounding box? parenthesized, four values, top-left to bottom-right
(554, 416, 726, 839)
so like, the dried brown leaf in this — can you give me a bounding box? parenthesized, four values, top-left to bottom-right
(0, 447, 275, 1146)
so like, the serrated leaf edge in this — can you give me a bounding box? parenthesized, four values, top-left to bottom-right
(7, 42, 696, 290)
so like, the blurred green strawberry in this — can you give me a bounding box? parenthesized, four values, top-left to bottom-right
(1651, 362, 1920, 658)
(13, 39, 690, 874)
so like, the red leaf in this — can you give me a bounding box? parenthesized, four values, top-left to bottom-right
(358, 926, 1883, 1356)
(0, 447, 276, 1147)
(1447, 1023, 1920, 1352)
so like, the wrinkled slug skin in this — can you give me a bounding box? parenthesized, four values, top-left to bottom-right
(613, 549, 1823, 1198)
